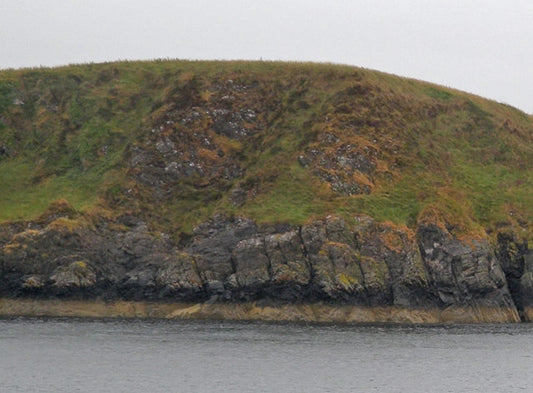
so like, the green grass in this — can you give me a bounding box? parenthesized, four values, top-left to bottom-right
(0, 160, 100, 221)
(241, 164, 332, 224)
(451, 163, 533, 225)
(0, 59, 531, 239)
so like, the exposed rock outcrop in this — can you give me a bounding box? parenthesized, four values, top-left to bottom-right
(0, 209, 527, 322)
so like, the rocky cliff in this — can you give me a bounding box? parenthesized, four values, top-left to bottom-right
(0, 60, 531, 322)
(0, 204, 530, 322)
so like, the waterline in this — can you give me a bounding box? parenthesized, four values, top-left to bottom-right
(0, 298, 521, 323)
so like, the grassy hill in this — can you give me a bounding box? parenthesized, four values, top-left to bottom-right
(0, 60, 532, 241)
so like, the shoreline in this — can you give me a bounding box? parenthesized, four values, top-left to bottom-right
(0, 298, 522, 324)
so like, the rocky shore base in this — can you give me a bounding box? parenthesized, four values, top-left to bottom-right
(0, 298, 520, 324)
(2, 207, 532, 324)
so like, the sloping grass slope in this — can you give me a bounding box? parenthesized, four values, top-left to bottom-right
(0, 60, 531, 239)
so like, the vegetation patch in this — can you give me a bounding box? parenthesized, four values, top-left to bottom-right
(0, 60, 531, 242)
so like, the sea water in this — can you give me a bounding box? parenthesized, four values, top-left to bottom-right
(1, 318, 532, 392)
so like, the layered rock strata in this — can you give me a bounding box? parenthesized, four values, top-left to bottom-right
(1, 210, 529, 322)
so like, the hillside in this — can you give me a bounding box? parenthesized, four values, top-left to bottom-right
(0, 60, 532, 322)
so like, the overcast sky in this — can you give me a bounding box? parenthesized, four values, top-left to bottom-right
(1, 0, 532, 113)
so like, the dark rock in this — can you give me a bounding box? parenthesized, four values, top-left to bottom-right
(231, 236, 270, 288)
(357, 221, 430, 306)
(496, 231, 528, 318)
(417, 224, 514, 310)
(189, 216, 257, 282)
(154, 252, 203, 291)
(206, 280, 225, 294)
(21, 275, 45, 289)
(266, 230, 310, 287)
(211, 109, 258, 139)
(50, 261, 96, 288)
(0, 210, 525, 319)
(117, 215, 143, 227)
(301, 144, 376, 195)
(519, 252, 533, 308)
(120, 223, 158, 258)
(312, 241, 365, 299)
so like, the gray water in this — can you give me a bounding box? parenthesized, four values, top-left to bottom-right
(1, 318, 533, 393)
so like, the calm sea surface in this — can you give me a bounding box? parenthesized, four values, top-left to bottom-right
(1, 318, 533, 393)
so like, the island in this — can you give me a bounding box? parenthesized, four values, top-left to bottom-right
(0, 60, 531, 323)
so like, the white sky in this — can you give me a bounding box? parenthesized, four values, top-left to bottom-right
(1, 0, 532, 113)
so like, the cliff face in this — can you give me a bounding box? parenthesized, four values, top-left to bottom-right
(0, 60, 532, 322)
(0, 207, 530, 322)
